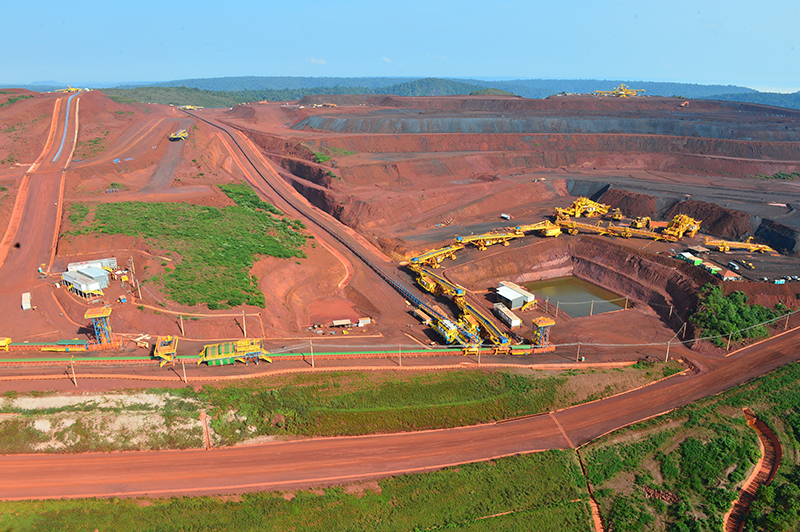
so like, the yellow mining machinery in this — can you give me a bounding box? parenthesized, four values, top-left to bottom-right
(607, 223, 678, 242)
(409, 263, 511, 350)
(631, 217, 652, 229)
(555, 197, 610, 218)
(703, 237, 775, 254)
(169, 129, 188, 141)
(611, 208, 624, 221)
(663, 214, 701, 240)
(178, 105, 204, 110)
(154, 335, 178, 367)
(55, 86, 82, 93)
(595, 84, 646, 98)
(513, 220, 562, 237)
(455, 296, 511, 351)
(455, 231, 524, 250)
(409, 243, 464, 269)
(411, 266, 466, 298)
(198, 339, 272, 366)
(555, 217, 611, 237)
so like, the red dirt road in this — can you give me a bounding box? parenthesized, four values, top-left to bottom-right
(0, 327, 797, 500)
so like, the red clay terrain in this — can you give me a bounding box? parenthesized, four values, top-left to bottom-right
(0, 89, 800, 499)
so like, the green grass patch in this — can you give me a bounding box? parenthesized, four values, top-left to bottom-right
(0, 449, 592, 531)
(754, 171, 800, 181)
(77, 183, 306, 308)
(75, 130, 110, 159)
(68, 203, 89, 225)
(0, 94, 33, 107)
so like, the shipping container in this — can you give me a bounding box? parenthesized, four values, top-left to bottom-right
(21, 292, 31, 310)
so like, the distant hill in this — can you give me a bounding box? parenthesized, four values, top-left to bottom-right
(27, 76, 791, 111)
(111, 76, 757, 100)
(379, 78, 487, 96)
(125, 76, 415, 91)
(101, 79, 498, 107)
(701, 91, 800, 111)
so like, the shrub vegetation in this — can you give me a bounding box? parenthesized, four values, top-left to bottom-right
(690, 284, 785, 347)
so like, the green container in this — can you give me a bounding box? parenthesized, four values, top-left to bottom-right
(208, 357, 235, 366)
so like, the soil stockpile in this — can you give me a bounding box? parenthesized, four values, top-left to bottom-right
(599, 189, 659, 218)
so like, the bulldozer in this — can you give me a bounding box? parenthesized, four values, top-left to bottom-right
(631, 217, 651, 229)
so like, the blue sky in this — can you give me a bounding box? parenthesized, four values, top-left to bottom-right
(5, 0, 798, 91)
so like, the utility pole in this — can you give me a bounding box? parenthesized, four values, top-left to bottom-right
(590, 300, 594, 316)
(624, 296, 628, 310)
(665, 341, 671, 362)
(310, 340, 314, 368)
(179, 315, 185, 336)
(555, 301, 560, 319)
(69, 356, 77, 387)
(242, 311, 247, 338)
(576, 342, 581, 363)
(726, 332, 732, 351)
(398, 344, 402, 366)
(182, 358, 187, 383)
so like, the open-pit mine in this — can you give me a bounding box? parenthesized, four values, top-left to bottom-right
(0, 87, 799, 505)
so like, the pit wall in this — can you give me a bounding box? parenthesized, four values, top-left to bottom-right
(240, 128, 800, 181)
(446, 236, 716, 334)
(295, 116, 800, 143)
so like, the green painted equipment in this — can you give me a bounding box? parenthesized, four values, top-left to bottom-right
(198, 339, 272, 366)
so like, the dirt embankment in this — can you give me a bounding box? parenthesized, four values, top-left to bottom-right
(446, 236, 717, 335)
(721, 281, 800, 310)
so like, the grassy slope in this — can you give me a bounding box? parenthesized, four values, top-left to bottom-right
(66, 183, 307, 309)
(0, 450, 592, 532)
(584, 361, 800, 531)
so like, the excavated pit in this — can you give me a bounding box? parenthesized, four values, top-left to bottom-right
(445, 236, 717, 337)
(224, 96, 800, 261)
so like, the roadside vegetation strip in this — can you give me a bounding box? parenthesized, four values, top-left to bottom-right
(581, 360, 800, 532)
(0, 363, 681, 452)
(0, 449, 592, 532)
(64, 183, 307, 309)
